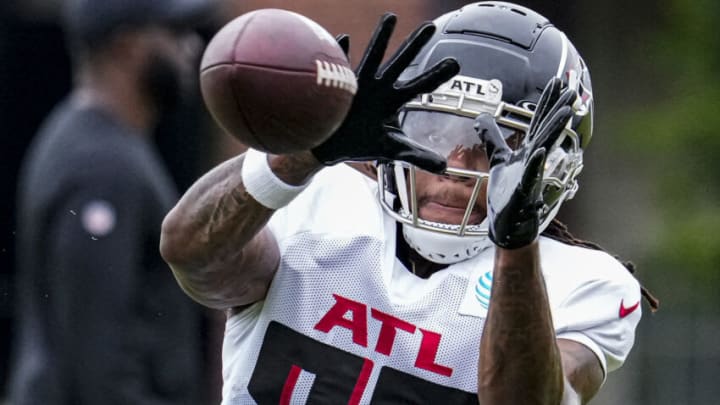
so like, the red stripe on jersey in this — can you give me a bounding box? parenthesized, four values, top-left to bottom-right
(349, 358, 374, 405)
(280, 365, 302, 405)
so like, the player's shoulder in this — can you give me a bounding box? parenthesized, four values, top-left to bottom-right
(35, 102, 146, 170)
(314, 162, 376, 186)
(300, 163, 377, 204)
(269, 163, 382, 240)
(539, 236, 638, 287)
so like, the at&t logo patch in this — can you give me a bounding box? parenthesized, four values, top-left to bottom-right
(474, 270, 493, 309)
(458, 269, 494, 318)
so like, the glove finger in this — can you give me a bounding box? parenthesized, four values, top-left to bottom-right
(534, 88, 576, 145)
(533, 85, 576, 142)
(555, 87, 578, 109)
(384, 129, 447, 174)
(534, 105, 573, 151)
(356, 13, 397, 80)
(474, 113, 511, 166)
(396, 58, 460, 101)
(542, 88, 576, 127)
(528, 78, 562, 140)
(520, 147, 546, 195)
(335, 34, 350, 57)
(379, 22, 436, 82)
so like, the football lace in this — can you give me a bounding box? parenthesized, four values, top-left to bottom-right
(315, 60, 357, 95)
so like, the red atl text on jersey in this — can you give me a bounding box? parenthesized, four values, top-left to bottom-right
(314, 293, 453, 377)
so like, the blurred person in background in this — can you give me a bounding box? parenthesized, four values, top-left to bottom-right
(8, 0, 214, 403)
(161, 2, 657, 404)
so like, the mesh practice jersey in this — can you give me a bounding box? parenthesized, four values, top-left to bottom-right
(222, 163, 642, 404)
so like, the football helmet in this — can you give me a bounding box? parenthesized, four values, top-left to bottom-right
(378, 1, 594, 264)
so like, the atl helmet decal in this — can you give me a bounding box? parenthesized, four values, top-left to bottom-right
(405, 75, 504, 118)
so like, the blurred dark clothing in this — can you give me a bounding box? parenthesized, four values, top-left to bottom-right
(63, 0, 214, 51)
(9, 97, 202, 405)
(0, 11, 72, 396)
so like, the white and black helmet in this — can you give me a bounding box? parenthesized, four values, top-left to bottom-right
(378, 1, 594, 264)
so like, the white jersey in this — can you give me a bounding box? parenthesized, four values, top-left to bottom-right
(221, 164, 641, 404)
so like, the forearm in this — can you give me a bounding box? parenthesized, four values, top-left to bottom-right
(160, 150, 322, 307)
(478, 241, 564, 405)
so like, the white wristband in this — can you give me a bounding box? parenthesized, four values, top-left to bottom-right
(241, 148, 308, 210)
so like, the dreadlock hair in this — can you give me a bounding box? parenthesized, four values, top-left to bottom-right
(542, 218, 659, 312)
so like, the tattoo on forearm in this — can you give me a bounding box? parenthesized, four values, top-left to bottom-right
(478, 248, 563, 404)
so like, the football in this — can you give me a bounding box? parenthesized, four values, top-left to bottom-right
(199, 9, 356, 154)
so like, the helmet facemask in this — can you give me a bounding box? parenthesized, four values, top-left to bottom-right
(378, 106, 495, 265)
(378, 75, 587, 265)
(378, 1, 594, 265)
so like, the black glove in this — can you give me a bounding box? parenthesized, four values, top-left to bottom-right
(475, 78, 576, 249)
(335, 33, 350, 58)
(311, 13, 460, 174)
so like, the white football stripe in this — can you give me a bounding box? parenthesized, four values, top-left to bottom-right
(316, 60, 357, 95)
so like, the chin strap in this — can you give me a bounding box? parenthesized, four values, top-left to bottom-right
(402, 221, 492, 265)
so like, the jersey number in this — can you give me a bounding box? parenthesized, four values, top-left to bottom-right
(247, 321, 476, 404)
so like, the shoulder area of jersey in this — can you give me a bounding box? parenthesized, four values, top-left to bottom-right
(279, 162, 378, 215)
(538, 236, 636, 283)
(310, 162, 378, 190)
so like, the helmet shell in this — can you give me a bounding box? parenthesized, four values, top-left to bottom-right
(400, 1, 593, 147)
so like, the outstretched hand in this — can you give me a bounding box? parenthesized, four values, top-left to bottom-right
(312, 13, 460, 174)
(475, 78, 576, 249)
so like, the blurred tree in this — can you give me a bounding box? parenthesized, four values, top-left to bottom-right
(619, 0, 720, 306)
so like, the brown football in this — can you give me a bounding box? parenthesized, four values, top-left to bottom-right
(200, 9, 356, 154)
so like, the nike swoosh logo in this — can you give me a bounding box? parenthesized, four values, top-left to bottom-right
(619, 299, 640, 318)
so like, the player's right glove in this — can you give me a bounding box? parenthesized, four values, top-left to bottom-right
(311, 13, 460, 174)
(475, 78, 576, 249)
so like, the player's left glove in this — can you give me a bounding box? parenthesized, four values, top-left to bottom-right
(475, 78, 576, 249)
(312, 13, 459, 174)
